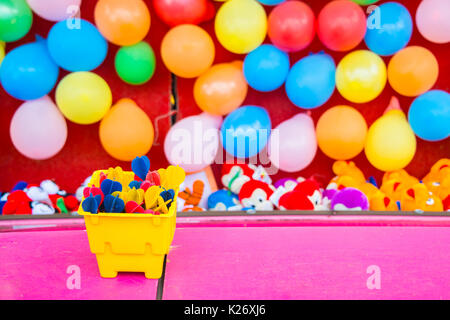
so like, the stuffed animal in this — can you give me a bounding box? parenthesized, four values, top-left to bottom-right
(221, 163, 256, 194)
(2, 190, 32, 215)
(443, 195, 450, 211)
(179, 180, 205, 212)
(369, 191, 399, 211)
(321, 188, 338, 210)
(331, 187, 369, 211)
(273, 178, 298, 192)
(400, 183, 443, 212)
(293, 179, 323, 209)
(278, 191, 315, 210)
(207, 189, 242, 211)
(380, 169, 419, 202)
(423, 159, 450, 201)
(329, 161, 366, 188)
(239, 180, 274, 211)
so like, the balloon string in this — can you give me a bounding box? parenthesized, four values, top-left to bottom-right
(153, 110, 177, 146)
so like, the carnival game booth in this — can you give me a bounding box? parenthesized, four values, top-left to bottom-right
(0, 0, 449, 299)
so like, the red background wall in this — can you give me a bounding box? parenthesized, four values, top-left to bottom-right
(0, 0, 448, 193)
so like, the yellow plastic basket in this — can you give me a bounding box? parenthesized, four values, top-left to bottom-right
(78, 170, 178, 279)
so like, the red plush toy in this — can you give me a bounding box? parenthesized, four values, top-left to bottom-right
(278, 191, 315, 210)
(2, 190, 32, 215)
(443, 195, 450, 211)
(221, 163, 256, 195)
(293, 179, 323, 208)
(239, 180, 274, 211)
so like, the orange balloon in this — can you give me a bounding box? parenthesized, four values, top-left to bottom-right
(94, 0, 150, 46)
(388, 46, 439, 97)
(161, 24, 215, 78)
(316, 105, 368, 160)
(99, 98, 154, 161)
(194, 62, 248, 116)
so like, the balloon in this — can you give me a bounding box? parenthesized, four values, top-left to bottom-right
(0, 36, 59, 101)
(152, 0, 215, 26)
(215, 0, 267, 54)
(317, 0, 366, 51)
(364, 2, 413, 56)
(408, 90, 450, 141)
(267, 1, 315, 52)
(388, 46, 439, 97)
(316, 106, 368, 160)
(285, 52, 336, 109)
(221, 106, 271, 159)
(27, 0, 81, 21)
(336, 50, 386, 103)
(365, 97, 416, 172)
(351, 0, 379, 4)
(416, 0, 450, 44)
(161, 24, 215, 78)
(94, 0, 150, 46)
(243, 44, 290, 92)
(100, 98, 154, 161)
(0, 42, 4, 65)
(164, 113, 221, 173)
(0, 0, 32, 42)
(115, 41, 156, 85)
(194, 62, 248, 116)
(47, 19, 107, 72)
(258, 0, 285, 4)
(10, 96, 67, 160)
(55, 72, 112, 125)
(268, 113, 317, 172)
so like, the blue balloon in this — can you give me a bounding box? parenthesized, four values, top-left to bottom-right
(0, 36, 59, 100)
(285, 52, 335, 109)
(243, 44, 290, 92)
(408, 90, 450, 142)
(257, 0, 286, 6)
(47, 19, 107, 72)
(364, 2, 413, 56)
(221, 106, 272, 159)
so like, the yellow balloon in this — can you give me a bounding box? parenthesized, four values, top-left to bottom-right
(0, 41, 5, 65)
(336, 50, 387, 103)
(215, 0, 267, 54)
(56, 72, 112, 125)
(365, 97, 416, 172)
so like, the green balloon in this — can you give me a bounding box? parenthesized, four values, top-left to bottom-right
(0, 0, 33, 42)
(351, 0, 379, 5)
(115, 42, 156, 85)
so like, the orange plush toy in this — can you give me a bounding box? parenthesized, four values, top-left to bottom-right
(423, 159, 450, 202)
(380, 169, 419, 202)
(329, 161, 366, 189)
(400, 183, 443, 212)
(369, 191, 399, 211)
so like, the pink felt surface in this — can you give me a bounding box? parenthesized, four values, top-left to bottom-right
(2, 217, 450, 300)
(0, 230, 158, 300)
(164, 226, 450, 300)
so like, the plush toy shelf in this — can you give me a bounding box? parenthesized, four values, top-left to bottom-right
(78, 170, 178, 279)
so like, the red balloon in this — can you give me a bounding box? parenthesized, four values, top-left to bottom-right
(152, 0, 215, 27)
(268, 1, 315, 52)
(317, 0, 366, 52)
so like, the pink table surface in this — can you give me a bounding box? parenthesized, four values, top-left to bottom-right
(1, 215, 450, 300)
(164, 223, 450, 300)
(0, 229, 159, 300)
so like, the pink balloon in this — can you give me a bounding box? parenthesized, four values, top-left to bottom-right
(268, 113, 317, 172)
(416, 0, 450, 44)
(27, 0, 82, 21)
(164, 113, 222, 173)
(10, 96, 68, 160)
